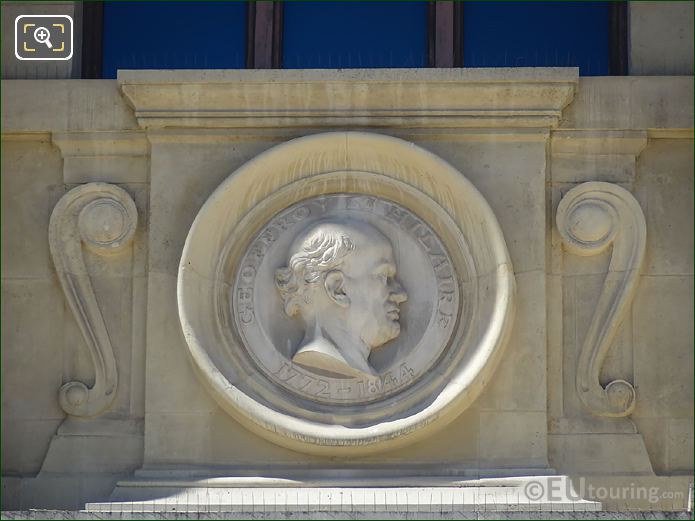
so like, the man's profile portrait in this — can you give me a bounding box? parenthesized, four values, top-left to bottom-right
(275, 220, 408, 378)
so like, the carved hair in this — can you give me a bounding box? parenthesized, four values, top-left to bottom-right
(275, 224, 355, 317)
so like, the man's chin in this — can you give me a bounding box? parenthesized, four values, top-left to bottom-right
(366, 322, 401, 349)
(382, 322, 402, 343)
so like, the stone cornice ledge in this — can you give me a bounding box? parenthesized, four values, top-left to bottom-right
(118, 68, 578, 130)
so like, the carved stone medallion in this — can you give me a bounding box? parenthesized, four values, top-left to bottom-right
(178, 132, 515, 455)
(233, 195, 460, 404)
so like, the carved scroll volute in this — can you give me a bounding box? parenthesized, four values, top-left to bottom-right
(49, 183, 138, 417)
(556, 182, 646, 417)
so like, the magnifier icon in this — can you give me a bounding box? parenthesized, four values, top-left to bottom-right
(33, 26, 53, 49)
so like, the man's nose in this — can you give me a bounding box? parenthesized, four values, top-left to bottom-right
(389, 281, 408, 304)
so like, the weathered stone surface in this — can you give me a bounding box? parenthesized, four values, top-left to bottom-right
(560, 77, 694, 130)
(52, 132, 149, 184)
(478, 271, 547, 412)
(633, 139, 694, 276)
(420, 138, 547, 274)
(1, 136, 63, 278)
(1, 67, 692, 512)
(630, 2, 694, 75)
(548, 434, 654, 475)
(1, 81, 137, 132)
(479, 412, 548, 468)
(1, 279, 65, 422)
(632, 276, 694, 420)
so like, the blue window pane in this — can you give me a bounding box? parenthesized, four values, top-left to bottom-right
(283, 2, 427, 69)
(102, 1, 246, 79)
(463, 2, 610, 76)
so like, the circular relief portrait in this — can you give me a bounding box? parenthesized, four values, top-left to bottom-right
(233, 195, 460, 405)
(178, 132, 515, 455)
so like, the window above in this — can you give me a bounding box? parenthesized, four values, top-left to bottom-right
(462, 2, 611, 76)
(282, 2, 428, 69)
(101, 1, 246, 79)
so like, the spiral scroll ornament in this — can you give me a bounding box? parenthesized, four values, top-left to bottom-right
(556, 182, 646, 417)
(49, 183, 138, 417)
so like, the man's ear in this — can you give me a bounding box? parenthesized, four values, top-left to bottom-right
(324, 270, 350, 308)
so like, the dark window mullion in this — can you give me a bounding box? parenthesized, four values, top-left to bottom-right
(272, 1, 284, 69)
(82, 1, 104, 78)
(427, 1, 435, 67)
(246, 1, 256, 68)
(246, 0, 283, 69)
(428, 1, 455, 67)
(249, 1, 283, 69)
(253, 1, 274, 68)
(435, 2, 455, 67)
(453, 1, 462, 67)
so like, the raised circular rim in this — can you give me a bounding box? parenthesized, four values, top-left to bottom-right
(177, 132, 516, 455)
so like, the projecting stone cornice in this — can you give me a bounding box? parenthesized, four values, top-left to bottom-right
(117, 68, 578, 130)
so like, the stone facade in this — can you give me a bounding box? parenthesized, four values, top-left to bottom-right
(1, 66, 692, 513)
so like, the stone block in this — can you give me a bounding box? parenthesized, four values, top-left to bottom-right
(369, 407, 479, 464)
(560, 77, 694, 130)
(39, 428, 143, 474)
(144, 272, 217, 415)
(0, 476, 23, 510)
(1, 81, 137, 132)
(129, 274, 148, 418)
(479, 411, 547, 468)
(667, 418, 694, 472)
(18, 475, 82, 510)
(1, 136, 63, 279)
(632, 276, 694, 419)
(1, 279, 65, 420)
(550, 130, 647, 184)
(576, 475, 692, 511)
(552, 154, 637, 185)
(53, 132, 149, 185)
(144, 399, 479, 468)
(1, 418, 63, 475)
(147, 138, 281, 275)
(143, 412, 211, 467)
(76, 475, 124, 508)
(548, 433, 653, 475)
(634, 139, 694, 276)
(478, 271, 547, 411)
(549, 184, 566, 276)
(420, 139, 546, 273)
(142, 411, 320, 468)
(630, 2, 694, 75)
(546, 274, 564, 422)
(633, 417, 668, 474)
(206, 411, 326, 466)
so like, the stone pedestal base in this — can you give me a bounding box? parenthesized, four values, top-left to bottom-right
(86, 475, 601, 513)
